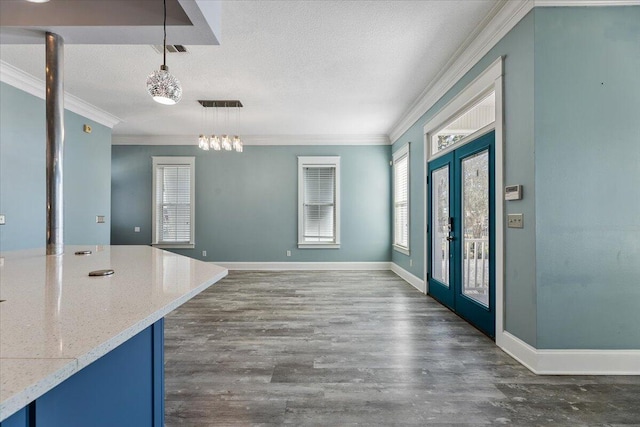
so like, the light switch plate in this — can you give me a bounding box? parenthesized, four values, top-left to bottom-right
(134, 226, 140, 232)
(96, 215, 105, 224)
(507, 213, 524, 228)
(0, 214, 5, 225)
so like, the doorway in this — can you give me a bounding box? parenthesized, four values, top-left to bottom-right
(428, 131, 495, 337)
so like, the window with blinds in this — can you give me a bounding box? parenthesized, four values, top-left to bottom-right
(298, 156, 340, 248)
(393, 144, 410, 254)
(152, 157, 195, 248)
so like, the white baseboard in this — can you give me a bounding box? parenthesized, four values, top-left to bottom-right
(390, 263, 426, 294)
(214, 261, 391, 271)
(499, 331, 640, 375)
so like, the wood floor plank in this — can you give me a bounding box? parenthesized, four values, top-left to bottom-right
(165, 271, 640, 426)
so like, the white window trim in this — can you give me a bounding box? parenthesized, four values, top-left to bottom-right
(297, 156, 341, 249)
(425, 57, 503, 162)
(152, 156, 196, 249)
(423, 56, 505, 343)
(392, 143, 410, 255)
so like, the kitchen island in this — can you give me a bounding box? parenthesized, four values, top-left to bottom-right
(0, 245, 227, 426)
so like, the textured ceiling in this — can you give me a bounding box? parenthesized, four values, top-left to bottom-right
(0, 0, 501, 141)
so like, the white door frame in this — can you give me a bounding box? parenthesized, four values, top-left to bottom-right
(423, 57, 505, 342)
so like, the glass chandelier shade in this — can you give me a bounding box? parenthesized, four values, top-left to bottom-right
(221, 135, 232, 151)
(233, 136, 243, 153)
(210, 135, 222, 151)
(147, 65, 182, 105)
(198, 134, 209, 150)
(147, 0, 182, 105)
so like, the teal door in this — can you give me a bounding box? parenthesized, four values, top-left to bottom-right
(428, 131, 495, 337)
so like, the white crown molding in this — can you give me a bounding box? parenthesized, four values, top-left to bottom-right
(0, 61, 43, 99)
(245, 134, 390, 146)
(535, 0, 640, 5)
(112, 134, 390, 146)
(388, 0, 532, 143)
(388, 0, 640, 144)
(212, 261, 391, 271)
(0, 61, 121, 129)
(499, 331, 640, 375)
(65, 93, 121, 129)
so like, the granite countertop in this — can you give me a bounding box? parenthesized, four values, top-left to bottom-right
(0, 245, 227, 421)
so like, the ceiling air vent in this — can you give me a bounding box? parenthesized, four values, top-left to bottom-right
(152, 45, 188, 54)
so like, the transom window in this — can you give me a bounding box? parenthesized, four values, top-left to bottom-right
(431, 91, 495, 155)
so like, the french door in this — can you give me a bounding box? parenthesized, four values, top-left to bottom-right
(428, 131, 495, 337)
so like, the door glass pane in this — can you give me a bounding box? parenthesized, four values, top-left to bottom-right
(431, 165, 450, 287)
(461, 150, 489, 307)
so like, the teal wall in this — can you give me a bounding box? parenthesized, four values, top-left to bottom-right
(391, 6, 640, 350)
(111, 145, 391, 262)
(534, 7, 640, 349)
(0, 82, 112, 251)
(391, 11, 537, 346)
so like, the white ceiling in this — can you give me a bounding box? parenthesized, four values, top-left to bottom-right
(0, 0, 502, 143)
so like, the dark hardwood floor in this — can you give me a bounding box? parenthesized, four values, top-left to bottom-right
(164, 271, 640, 426)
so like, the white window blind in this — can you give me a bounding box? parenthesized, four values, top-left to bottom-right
(303, 167, 335, 242)
(298, 157, 340, 248)
(152, 157, 195, 248)
(393, 145, 410, 253)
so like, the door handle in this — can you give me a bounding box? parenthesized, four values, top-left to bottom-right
(446, 236, 455, 241)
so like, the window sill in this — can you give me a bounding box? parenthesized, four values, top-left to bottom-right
(152, 243, 195, 249)
(393, 245, 410, 256)
(298, 243, 341, 249)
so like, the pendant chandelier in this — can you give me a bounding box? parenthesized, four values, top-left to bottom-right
(197, 100, 244, 153)
(146, 0, 182, 105)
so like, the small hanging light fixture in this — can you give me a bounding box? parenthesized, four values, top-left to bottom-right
(210, 106, 222, 151)
(146, 0, 182, 105)
(197, 100, 243, 152)
(233, 105, 243, 152)
(198, 103, 209, 149)
(221, 104, 232, 151)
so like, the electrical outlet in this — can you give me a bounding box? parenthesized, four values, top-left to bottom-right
(507, 213, 524, 229)
(409, 259, 413, 267)
(286, 250, 291, 257)
(0, 257, 4, 267)
(96, 215, 105, 224)
(202, 250, 207, 257)
(0, 214, 5, 225)
(134, 226, 140, 232)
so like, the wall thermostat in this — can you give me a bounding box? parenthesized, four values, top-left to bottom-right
(505, 185, 523, 201)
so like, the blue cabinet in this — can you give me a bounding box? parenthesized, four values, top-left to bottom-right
(0, 407, 30, 427)
(1, 320, 164, 427)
